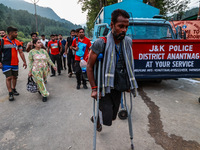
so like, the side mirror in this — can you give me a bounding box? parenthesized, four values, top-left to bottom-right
(103, 27, 109, 36)
(175, 26, 182, 39)
(183, 31, 186, 39)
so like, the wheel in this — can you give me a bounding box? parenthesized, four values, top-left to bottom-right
(118, 109, 128, 120)
(154, 79, 162, 83)
(198, 97, 200, 103)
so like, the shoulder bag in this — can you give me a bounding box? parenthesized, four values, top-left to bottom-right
(27, 77, 38, 93)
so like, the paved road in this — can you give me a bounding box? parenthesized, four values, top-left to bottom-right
(0, 53, 200, 150)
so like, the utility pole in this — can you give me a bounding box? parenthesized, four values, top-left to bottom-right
(31, 0, 39, 32)
(198, 0, 200, 20)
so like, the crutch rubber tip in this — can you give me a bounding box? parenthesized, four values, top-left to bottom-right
(118, 109, 128, 120)
(131, 144, 134, 150)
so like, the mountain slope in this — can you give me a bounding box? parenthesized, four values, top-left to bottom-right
(0, 3, 81, 37)
(0, 0, 72, 24)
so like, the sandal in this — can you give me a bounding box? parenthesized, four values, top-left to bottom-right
(90, 116, 102, 132)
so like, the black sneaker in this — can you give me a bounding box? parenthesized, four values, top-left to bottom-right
(83, 85, 88, 89)
(42, 97, 47, 102)
(76, 85, 80, 90)
(12, 89, 19, 96)
(9, 92, 15, 101)
(68, 73, 72, 78)
(50, 74, 55, 77)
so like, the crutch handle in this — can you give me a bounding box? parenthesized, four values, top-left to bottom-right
(97, 53, 103, 60)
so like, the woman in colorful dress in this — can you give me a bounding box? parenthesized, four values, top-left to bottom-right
(28, 39, 57, 102)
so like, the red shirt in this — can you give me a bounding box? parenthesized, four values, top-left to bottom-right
(0, 36, 23, 66)
(48, 40, 62, 55)
(72, 37, 91, 61)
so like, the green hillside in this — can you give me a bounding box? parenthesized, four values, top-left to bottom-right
(0, 3, 81, 38)
(0, 0, 68, 23)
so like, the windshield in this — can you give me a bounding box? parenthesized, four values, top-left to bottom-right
(126, 23, 174, 39)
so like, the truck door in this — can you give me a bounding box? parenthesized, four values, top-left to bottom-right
(97, 25, 108, 37)
(92, 24, 109, 43)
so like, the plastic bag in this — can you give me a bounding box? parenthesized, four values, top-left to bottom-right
(80, 57, 87, 68)
(76, 42, 87, 57)
(80, 57, 87, 73)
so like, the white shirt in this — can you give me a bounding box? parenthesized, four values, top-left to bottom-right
(40, 39, 49, 48)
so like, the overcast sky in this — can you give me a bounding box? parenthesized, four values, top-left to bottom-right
(24, 0, 87, 25)
(23, 0, 199, 25)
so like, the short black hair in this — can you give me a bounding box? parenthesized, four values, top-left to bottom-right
(50, 34, 55, 37)
(58, 34, 62, 36)
(111, 9, 130, 24)
(32, 38, 40, 48)
(41, 34, 45, 37)
(30, 32, 37, 37)
(75, 28, 79, 33)
(55, 34, 58, 36)
(70, 29, 75, 33)
(7, 26, 18, 34)
(33, 38, 40, 45)
(76, 28, 84, 33)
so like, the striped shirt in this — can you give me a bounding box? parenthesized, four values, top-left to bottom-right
(0, 36, 23, 66)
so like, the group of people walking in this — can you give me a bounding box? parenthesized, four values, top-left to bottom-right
(0, 26, 92, 102)
(0, 9, 138, 134)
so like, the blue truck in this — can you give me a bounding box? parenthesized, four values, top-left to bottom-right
(92, 0, 200, 80)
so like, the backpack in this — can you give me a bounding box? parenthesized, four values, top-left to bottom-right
(98, 37, 107, 57)
(57, 40, 61, 52)
(76, 37, 78, 45)
(0, 39, 4, 63)
(58, 40, 66, 54)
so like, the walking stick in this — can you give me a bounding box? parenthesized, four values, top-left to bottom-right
(124, 92, 134, 150)
(93, 53, 103, 150)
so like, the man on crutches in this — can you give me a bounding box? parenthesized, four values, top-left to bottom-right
(87, 9, 138, 149)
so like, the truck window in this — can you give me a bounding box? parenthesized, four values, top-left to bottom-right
(97, 26, 106, 37)
(127, 24, 174, 39)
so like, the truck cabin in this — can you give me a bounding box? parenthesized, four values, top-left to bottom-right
(94, 18, 176, 41)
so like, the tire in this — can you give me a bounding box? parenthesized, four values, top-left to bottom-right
(198, 97, 200, 103)
(118, 109, 128, 120)
(154, 79, 162, 83)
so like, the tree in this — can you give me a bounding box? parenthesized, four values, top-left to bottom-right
(78, 0, 118, 34)
(18, 31, 26, 38)
(80, 0, 190, 34)
(143, 0, 190, 17)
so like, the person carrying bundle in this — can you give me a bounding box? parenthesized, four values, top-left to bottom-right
(87, 9, 138, 131)
(71, 28, 91, 90)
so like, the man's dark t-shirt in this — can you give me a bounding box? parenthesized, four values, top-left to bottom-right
(90, 38, 126, 88)
(67, 37, 74, 55)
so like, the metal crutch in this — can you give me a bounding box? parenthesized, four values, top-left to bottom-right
(93, 53, 103, 150)
(123, 92, 134, 150)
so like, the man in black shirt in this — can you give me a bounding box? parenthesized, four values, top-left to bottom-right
(65, 29, 76, 77)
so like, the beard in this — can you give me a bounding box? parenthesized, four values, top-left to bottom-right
(113, 31, 126, 41)
(80, 34, 84, 39)
(1, 35, 4, 38)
